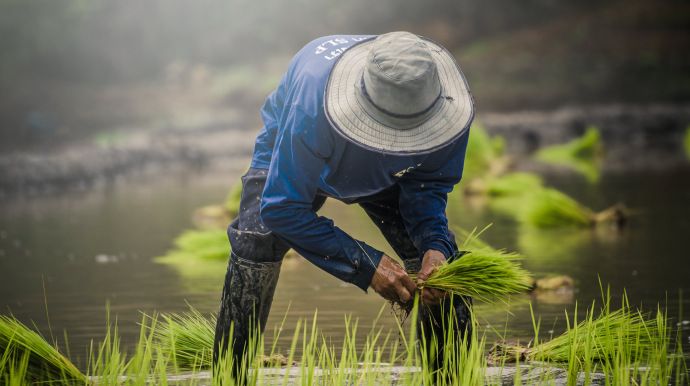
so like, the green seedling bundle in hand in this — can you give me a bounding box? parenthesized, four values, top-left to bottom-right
(410, 248, 532, 306)
(406, 227, 532, 307)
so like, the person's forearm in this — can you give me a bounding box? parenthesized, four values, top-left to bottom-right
(261, 201, 383, 290)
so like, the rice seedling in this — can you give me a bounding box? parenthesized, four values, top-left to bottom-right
(522, 188, 627, 228)
(1, 289, 688, 386)
(485, 172, 543, 196)
(488, 284, 677, 383)
(463, 123, 511, 179)
(160, 228, 230, 260)
(453, 226, 496, 252)
(153, 306, 216, 370)
(537, 126, 603, 161)
(409, 245, 532, 306)
(225, 168, 249, 217)
(535, 126, 603, 183)
(465, 172, 543, 196)
(0, 313, 87, 384)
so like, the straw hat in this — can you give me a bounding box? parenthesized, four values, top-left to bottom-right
(325, 31, 474, 155)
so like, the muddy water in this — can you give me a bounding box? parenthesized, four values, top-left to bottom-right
(0, 167, 689, 361)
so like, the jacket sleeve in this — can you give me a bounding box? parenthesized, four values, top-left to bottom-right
(260, 104, 383, 291)
(397, 132, 470, 261)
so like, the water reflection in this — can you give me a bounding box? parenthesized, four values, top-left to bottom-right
(0, 169, 689, 357)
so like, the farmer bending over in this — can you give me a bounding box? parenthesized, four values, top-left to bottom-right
(213, 31, 475, 374)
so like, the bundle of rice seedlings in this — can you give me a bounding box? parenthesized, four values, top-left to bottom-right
(225, 166, 250, 218)
(465, 173, 543, 196)
(453, 226, 495, 252)
(164, 228, 230, 260)
(535, 127, 603, 183)
(485, 173, 543, 196)
(225, 180, 243, 218)
(537, 126, 602, 161)
(192, 205, 232, 229)
(410, 247, 532, 306)
(490, 296, 662, 364)
(0, 314, 86, 384)
(153, 307, 216, 370)
(463, 124, 511, 179)
(522, 188, 627, 228)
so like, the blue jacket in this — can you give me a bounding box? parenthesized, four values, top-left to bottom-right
(251, 35, 470, 291)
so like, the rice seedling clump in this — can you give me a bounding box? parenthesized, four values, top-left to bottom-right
(522, 188, 627, 228)
(0, 314, 86, 384)
(463, 124, 510, 179)
(484, 172, 543, 196)
(225, 179, 243, 217)
(536, 126, 603, 161)
(154, 307, 216, 370)
(535, 126, 603, 183)
(411, 248, 532, 305)
(162, 228, 230, 260)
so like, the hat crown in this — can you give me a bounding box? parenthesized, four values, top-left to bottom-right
(362, 32, 441, 119)
(372, 33, 434, 80)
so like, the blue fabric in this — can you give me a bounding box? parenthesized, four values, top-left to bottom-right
(251, 35, 471, 291)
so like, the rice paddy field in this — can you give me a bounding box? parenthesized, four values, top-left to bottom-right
(0, 164, 689, 383)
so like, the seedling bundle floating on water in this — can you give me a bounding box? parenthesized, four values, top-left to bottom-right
(464, 172, 543, 197)
(488, 292, 666, 366)
(162, 228, 230, 260)
(522, 188, 627, 228)
(463, 124, 511, 179)
(535, 126, 603, 183)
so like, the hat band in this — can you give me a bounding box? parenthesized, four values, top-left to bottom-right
(360, 74, 441, 120)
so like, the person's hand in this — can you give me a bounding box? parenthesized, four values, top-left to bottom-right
(370, 254, 418, 303)
(417, 249, 449, 306)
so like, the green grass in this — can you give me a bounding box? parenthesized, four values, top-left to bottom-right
(535, 127, 603, 183)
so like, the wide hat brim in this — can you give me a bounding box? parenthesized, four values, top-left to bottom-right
(324, 36, 474, 155)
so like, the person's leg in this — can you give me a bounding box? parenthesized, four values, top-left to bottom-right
(357, 193, 472, 374)
(213, 168, 326, 377)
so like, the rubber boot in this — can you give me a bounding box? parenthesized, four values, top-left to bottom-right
(212, 217, 288, 381)
(404, 257, 473, 378)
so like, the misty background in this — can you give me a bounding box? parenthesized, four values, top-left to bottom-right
(1, 0, 689, 152)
